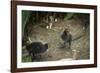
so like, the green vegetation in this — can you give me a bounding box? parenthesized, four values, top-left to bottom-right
(64, 13, 74, 20)
(22, 56, 32, 62)
(22, 10, 31, 36)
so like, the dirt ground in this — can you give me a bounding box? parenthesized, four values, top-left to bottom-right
(22, 18, 90, 62)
